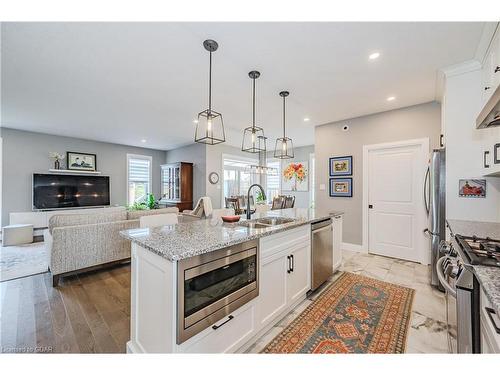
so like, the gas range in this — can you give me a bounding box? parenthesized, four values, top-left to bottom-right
(454, 235, 500, 267)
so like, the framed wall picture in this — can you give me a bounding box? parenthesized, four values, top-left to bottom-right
(459, 179, 486, 198)
(329, 156, 353, 176)
(329, 177, 353, 197)
(67, 152, 97, 171)
(282, 161, 308, 191)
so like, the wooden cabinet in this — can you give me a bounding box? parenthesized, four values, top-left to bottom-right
(257, 226, 311, 330)
(332, 215, 343, 271)
(160, 162, 193, 211)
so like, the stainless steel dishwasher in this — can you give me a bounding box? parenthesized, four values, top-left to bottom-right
(311, 218, 333, 291)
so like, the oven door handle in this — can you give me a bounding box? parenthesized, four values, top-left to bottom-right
(436, 256, 457, 298)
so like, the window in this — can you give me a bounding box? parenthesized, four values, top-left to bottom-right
(222, 156, 259, 203)
(127, 154, 152, 204)
(266, 160, 281, 204)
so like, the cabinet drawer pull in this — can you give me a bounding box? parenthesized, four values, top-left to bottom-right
(212, 315, 234, 330)
(484, 151, 490, 168)
(495, 66, 500, 73)
(287, 255, 291, 273)
(290, 254, 294, 273)
(485, 86, 491, 91)
(485, 307, 500, 334)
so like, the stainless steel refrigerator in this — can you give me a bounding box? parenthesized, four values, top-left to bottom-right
(424, 148, 446, 290)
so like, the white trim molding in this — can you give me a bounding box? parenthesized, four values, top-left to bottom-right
(362, 137, 430, 265)
(439, 59, 481, 78)
(342, 242, 365, 254)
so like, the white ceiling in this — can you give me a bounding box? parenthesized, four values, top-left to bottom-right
(1, 22, 486, 150)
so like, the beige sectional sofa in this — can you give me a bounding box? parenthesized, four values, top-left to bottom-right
(44, 207, 179, 286)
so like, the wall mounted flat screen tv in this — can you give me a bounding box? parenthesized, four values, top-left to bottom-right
(33, 173, 110, 210)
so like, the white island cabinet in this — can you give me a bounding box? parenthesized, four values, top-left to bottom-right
(126, 211, 343, 354)
(127, 225, 311, 354)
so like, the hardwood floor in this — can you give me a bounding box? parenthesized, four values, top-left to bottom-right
(0, 264, 131, 353)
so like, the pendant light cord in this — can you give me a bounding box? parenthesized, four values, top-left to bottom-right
(252, 77, 256, 129)
(283, 95, 286, 138)
(208, 51, 212, 112)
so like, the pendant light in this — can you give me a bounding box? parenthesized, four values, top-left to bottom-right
(274, 91, 294, 159)
(242, 71, 266, 153)
(245, 136, 278, 175)
(195, 39, 225, 145)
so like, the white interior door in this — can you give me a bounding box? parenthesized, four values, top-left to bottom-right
(367, 141, 426, 262)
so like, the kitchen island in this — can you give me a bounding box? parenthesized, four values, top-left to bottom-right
(120, 208, 343, 353)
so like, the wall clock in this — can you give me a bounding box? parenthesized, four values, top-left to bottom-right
(208, 172, 219, 185)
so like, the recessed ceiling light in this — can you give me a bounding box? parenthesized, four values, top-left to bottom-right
(141, 139, 147, 143)
(387, 96, 396, 101)
(369, 52, 380, 60)
(303, 117, 310, 122)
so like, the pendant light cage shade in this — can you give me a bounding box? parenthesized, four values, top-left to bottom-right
(242, 126, 266, 153)
(274, 136, 294, 159)
(274, 90, 294, 159)
(195, 109, 226, 145)
(195, 39, 226, 145)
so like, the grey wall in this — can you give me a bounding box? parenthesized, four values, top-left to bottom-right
(165, 143, 207, 205)
(315, 102, 441, 245)
(1, 128, 167, 225)
(277, 145, 315, 209)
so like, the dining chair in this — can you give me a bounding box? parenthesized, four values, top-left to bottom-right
(271, 196, 285, 210)
(283, 195, 295, 209)
(225, 197, 243, 215)
(140, 213, 178, 228)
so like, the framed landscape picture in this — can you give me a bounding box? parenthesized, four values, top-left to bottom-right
(329, 177, 353, 197)
(329, 156, 353, 176)
(459, 179, 486, 198)
(67, 152, 97, 171)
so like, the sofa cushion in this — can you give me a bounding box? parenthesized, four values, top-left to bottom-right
(49, 210, 127, 233)
(126, 207, 179, 220)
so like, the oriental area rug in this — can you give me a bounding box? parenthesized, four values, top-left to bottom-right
(262, 272, 415, 354)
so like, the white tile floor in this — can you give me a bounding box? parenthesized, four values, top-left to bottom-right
(246, 250, 449, 353)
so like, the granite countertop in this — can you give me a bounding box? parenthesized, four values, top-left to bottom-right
(446, 219, 500, 315)
(120, 208, 344, 262)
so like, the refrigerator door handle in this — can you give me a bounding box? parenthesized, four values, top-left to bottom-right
(423, 166, 430, 216)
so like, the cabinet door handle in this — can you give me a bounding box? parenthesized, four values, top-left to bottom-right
(440, 134, 445, 147)
(485, 86, 491, 91)
(290, 254, 294, 273)
(484, 151, 490, 168)
(212, 315, 234, 330)
(287, 255, 291, 273)
(495, 66, 500, 73)
(485, 307, 500, 334)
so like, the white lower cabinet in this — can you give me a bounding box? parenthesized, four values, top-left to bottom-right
(180, 302, 257, 353)
(259, 250, 289, 327)
(257, 226, 311, 330)
(332, 215, 343, 271)
(480, 288, 500, 353)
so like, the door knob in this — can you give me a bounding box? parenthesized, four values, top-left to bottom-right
(368, 204, 373, 209)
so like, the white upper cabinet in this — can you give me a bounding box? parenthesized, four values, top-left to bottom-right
(480, 28, 500, 106)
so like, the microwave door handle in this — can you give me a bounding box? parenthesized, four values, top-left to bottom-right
(436, 257, 457, 298)
(423, 166, 430, 215)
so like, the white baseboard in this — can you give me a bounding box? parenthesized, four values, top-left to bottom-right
(342, 242, 366, 253)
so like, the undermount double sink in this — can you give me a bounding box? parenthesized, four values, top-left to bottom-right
(237, 217, 296, 229)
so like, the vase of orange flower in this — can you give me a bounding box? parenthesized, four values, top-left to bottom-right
(283, 162, 307, 191)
